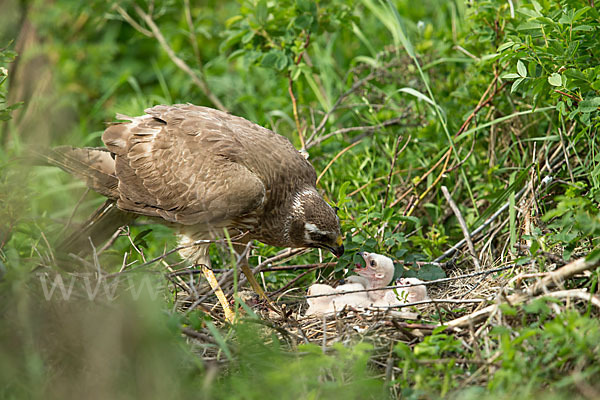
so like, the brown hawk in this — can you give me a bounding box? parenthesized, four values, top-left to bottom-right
(47, 104, 344, 321)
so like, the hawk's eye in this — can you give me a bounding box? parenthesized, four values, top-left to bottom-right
(370, 259, 376, 267)
(311, 233, 329, 243)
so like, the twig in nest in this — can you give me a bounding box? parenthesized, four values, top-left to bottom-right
(181, 327, 218, 344)
(443, 255, 600, 329)
(441, 186, 482, 270)
(269, 267, 320, 297)
(514, 243, 566, 264)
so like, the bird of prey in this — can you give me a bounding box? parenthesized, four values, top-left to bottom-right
(47, 104, 344, 322)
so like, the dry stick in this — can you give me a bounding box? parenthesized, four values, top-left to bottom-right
(443, 256, 600, 330)
(400, 150, 451, 224)
(234, 248, 310, 295)
(97, 226, 125, 256)
(390, 150, 450, 208)
(288, 80, 304, 149)
(192, 258, 451, 276)
(546, 289, 600, 308)
(513, 243, 565, 265)
(316, 140, 363, 184)
(389, 76, 506, 210)
(434, 146, 564, 264)
(114, 5, 152, 37)
(133, 5, 227, 112)
(262, 262, 336, 272)
(382, 136, 406, 212)
(106, 233, 249, 278)
(433, 186, 528, 263)
(558, 126, 575, 183)
(441, 186, 482, 270)
(308, 72, 377, 146)
(554, 89, 582, 102)
(256, 258, 450, 273)
(269, 267, 319, 297)
(60, 187, 90, 237)
(181, 326, 219, 344)
(313, 116, 410, 148)
(183, 0, 202, 69)
(288, 33, 311, 150)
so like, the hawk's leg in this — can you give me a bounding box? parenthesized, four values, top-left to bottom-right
(178, 238, 236, 323)
(240, 262, 269, 301)
(234, 241, 278, 313)
(200, 264, 236, 323)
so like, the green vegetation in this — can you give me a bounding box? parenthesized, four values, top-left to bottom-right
(2, 0, 600, 398)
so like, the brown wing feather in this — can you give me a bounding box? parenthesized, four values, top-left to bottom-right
(101, 105, 269, 226)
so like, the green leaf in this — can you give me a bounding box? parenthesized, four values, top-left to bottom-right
(518, 8, 542, 18)
(511, 77, 525, 93)
(572, 25, 593, 31)
(416, 264, 445, 281)
(219, 30, 245, 53)
(548, 73, 562, 87)
(502, 73, 520, 79)
(260, 50, 287, 70)
(397, 87, 436, 106)
(586, 248, 600, 263)
(497, 42, 514, 52)
(241, 31, 255, 44)
(294, 15, 313, 29)
(516, 21, 542, 30)
(225, 15, 243, 28)
(517, 60, 527, 77)
(296, 0, 312, 13)
(578, 97, 600, 113)
(133, 228, 152, 242)
(256, 0, 268, 25)
(387, 0, 415, 58)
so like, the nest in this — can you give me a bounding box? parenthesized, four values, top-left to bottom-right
(171, 245, 600, 369)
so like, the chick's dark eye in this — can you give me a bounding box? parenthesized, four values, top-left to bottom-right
(370, 260, 376, 267)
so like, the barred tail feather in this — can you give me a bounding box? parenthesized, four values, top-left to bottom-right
(57, 199, 136, 263)
(42, 146, 119, 199)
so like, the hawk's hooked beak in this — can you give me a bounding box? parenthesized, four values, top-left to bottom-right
(330, 236, 345, 257)
(316, 236, 344, 257)
(331, 244, 345, 258)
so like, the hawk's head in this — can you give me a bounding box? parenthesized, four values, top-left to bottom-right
(287, 188, 344, 257)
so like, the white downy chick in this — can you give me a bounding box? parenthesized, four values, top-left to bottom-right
(396, 277, 429, 303)
(354, 252, 397, 307)
(305, 252, 430, 316)
(305, 280, 371, 316)
(305, 284, 339, 316)
(355, 253, 429, 307)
